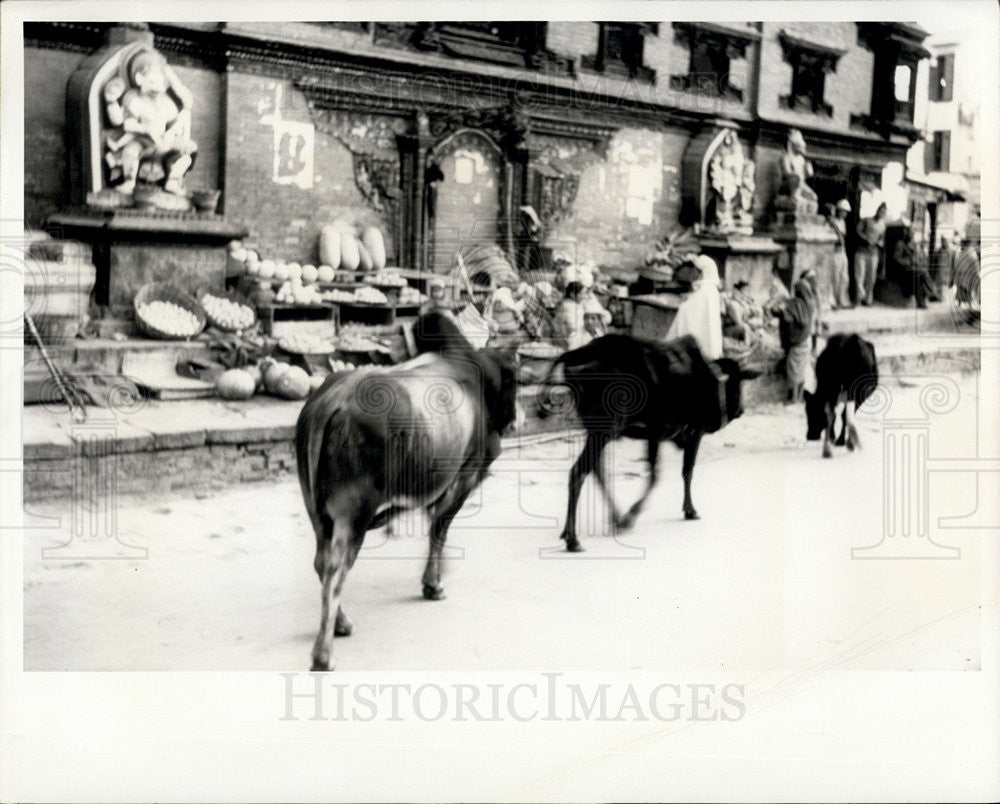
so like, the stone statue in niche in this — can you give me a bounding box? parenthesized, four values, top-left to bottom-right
(706, 129, 754, 235)
(775, 128, 818, 217)
(100, 48, 198, 207)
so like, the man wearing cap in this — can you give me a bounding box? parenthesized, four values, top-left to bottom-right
(826, 199, 852, 309)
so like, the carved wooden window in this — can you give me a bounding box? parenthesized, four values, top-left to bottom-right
(778, 32, 844, 117)
(582, 23, 657, 82)
(929, 53, 955, 102)
(400, 22, 569, 72)
(670, 22, 757, 100)
(855, 22, 930, 135)
(317, 22, 371, 34)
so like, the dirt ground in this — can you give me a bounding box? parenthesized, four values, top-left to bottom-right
(23, 372, 989, 673)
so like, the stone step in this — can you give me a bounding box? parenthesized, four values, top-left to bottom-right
(820, 300, 975, 337)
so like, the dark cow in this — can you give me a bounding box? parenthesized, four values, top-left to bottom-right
(296, 314, 516, 670)
(804, 333, 878, 458)
(539, 334, 757, 552)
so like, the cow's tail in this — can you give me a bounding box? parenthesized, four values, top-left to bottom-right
(535, 354, 568, 420)
(295, 395, 343, 541)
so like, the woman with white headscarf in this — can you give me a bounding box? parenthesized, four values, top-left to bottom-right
(665, 254, 723, 360)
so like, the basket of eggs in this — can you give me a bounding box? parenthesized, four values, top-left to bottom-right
(133, 283, 207, 340)
(199, 288, 257, 333)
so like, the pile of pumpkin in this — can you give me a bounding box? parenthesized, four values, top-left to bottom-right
(214, 357, 325, 402)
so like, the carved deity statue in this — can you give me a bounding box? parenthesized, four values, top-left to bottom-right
(706, 130, 754, 235)
(102, 48, 198, 201)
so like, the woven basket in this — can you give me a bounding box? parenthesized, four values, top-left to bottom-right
(133, 282, 206, 340)
(198, 287, 256, 332)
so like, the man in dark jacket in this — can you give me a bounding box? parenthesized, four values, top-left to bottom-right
(893, 220, 935, 309)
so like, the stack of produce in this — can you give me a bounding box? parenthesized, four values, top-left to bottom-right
(319, 222, 388, 272)
(278, 332, 336, 354)
(275, 280, 323, 305)
(328, 358, 357, 373)
(351, 286, 389, 304)
(201, 293, 255, 331)
(364, 269, 406, 287)
(397, 285, 426, 305)
(322, 288, 357, 303)
(136, 300, 201, 338)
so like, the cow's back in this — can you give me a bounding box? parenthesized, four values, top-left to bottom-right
(817, 333, 878, 406)
(558, 334, 725, 433)
(297, 354, 490, 523)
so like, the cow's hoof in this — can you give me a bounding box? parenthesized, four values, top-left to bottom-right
(422, 584, 446, 601)
(334, 610, 353, 637)
(562, 535, 584, 552)
(310, 657, 333, 672)
(614, 513, 636, 532)
(822, 446, 833, 459)
(683, 509, 700, 521)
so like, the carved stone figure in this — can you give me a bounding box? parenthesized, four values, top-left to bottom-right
(705, 129, 754, 235)
(102, 48, 198, 202)
(776, 128, 818, 215)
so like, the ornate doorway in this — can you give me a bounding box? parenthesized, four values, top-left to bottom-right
(426, 129, 503, 272)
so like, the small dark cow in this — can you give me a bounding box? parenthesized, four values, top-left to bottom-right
(540, 334, 757, 552)
(804, 333, 878, 458)
(296, 314, 516, 670)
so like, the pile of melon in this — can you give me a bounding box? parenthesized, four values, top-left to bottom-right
(214, 357, 325, 402)
(229, 221, 388, 287)
(319, 222, 387, 272)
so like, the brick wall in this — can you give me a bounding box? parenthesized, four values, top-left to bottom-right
(549, 127, 688, 270)
(223, 71, 397, 265)
(757, 22, 875, 134)
(25, 440, 297, 503)
(24, 48, 79, 227)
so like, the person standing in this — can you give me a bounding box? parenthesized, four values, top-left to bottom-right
(775, 278, 817, 403)
(893, 220, 935, 308)
(953, 230, 981, 310)
(665, 254, 724, 360)
(931, 234, 954, 299)
(826, 199, 852, 309)
(854, 202, 887, 306)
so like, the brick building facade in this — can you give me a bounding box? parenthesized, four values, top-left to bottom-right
(24, 20, 929, 281)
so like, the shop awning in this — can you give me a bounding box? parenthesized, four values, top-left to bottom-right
(905, 172, 968, 202)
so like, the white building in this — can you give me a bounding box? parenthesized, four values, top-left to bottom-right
(903, 23, 983, 249)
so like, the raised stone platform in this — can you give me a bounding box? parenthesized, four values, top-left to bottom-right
(48, 208, 247, 316)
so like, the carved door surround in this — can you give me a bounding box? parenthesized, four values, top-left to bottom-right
(399, 108, 617, 270)
(299, 78, 619, 269)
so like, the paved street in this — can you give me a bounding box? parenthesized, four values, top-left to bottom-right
(23, 373, 988, 673)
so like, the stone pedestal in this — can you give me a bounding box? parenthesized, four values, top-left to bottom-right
(770, 219, 838, 299)
(48, 209, 247, 321)
(697, 233, 783, 304)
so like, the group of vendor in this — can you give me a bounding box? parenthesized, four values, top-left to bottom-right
(420, 206, 980, 404)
